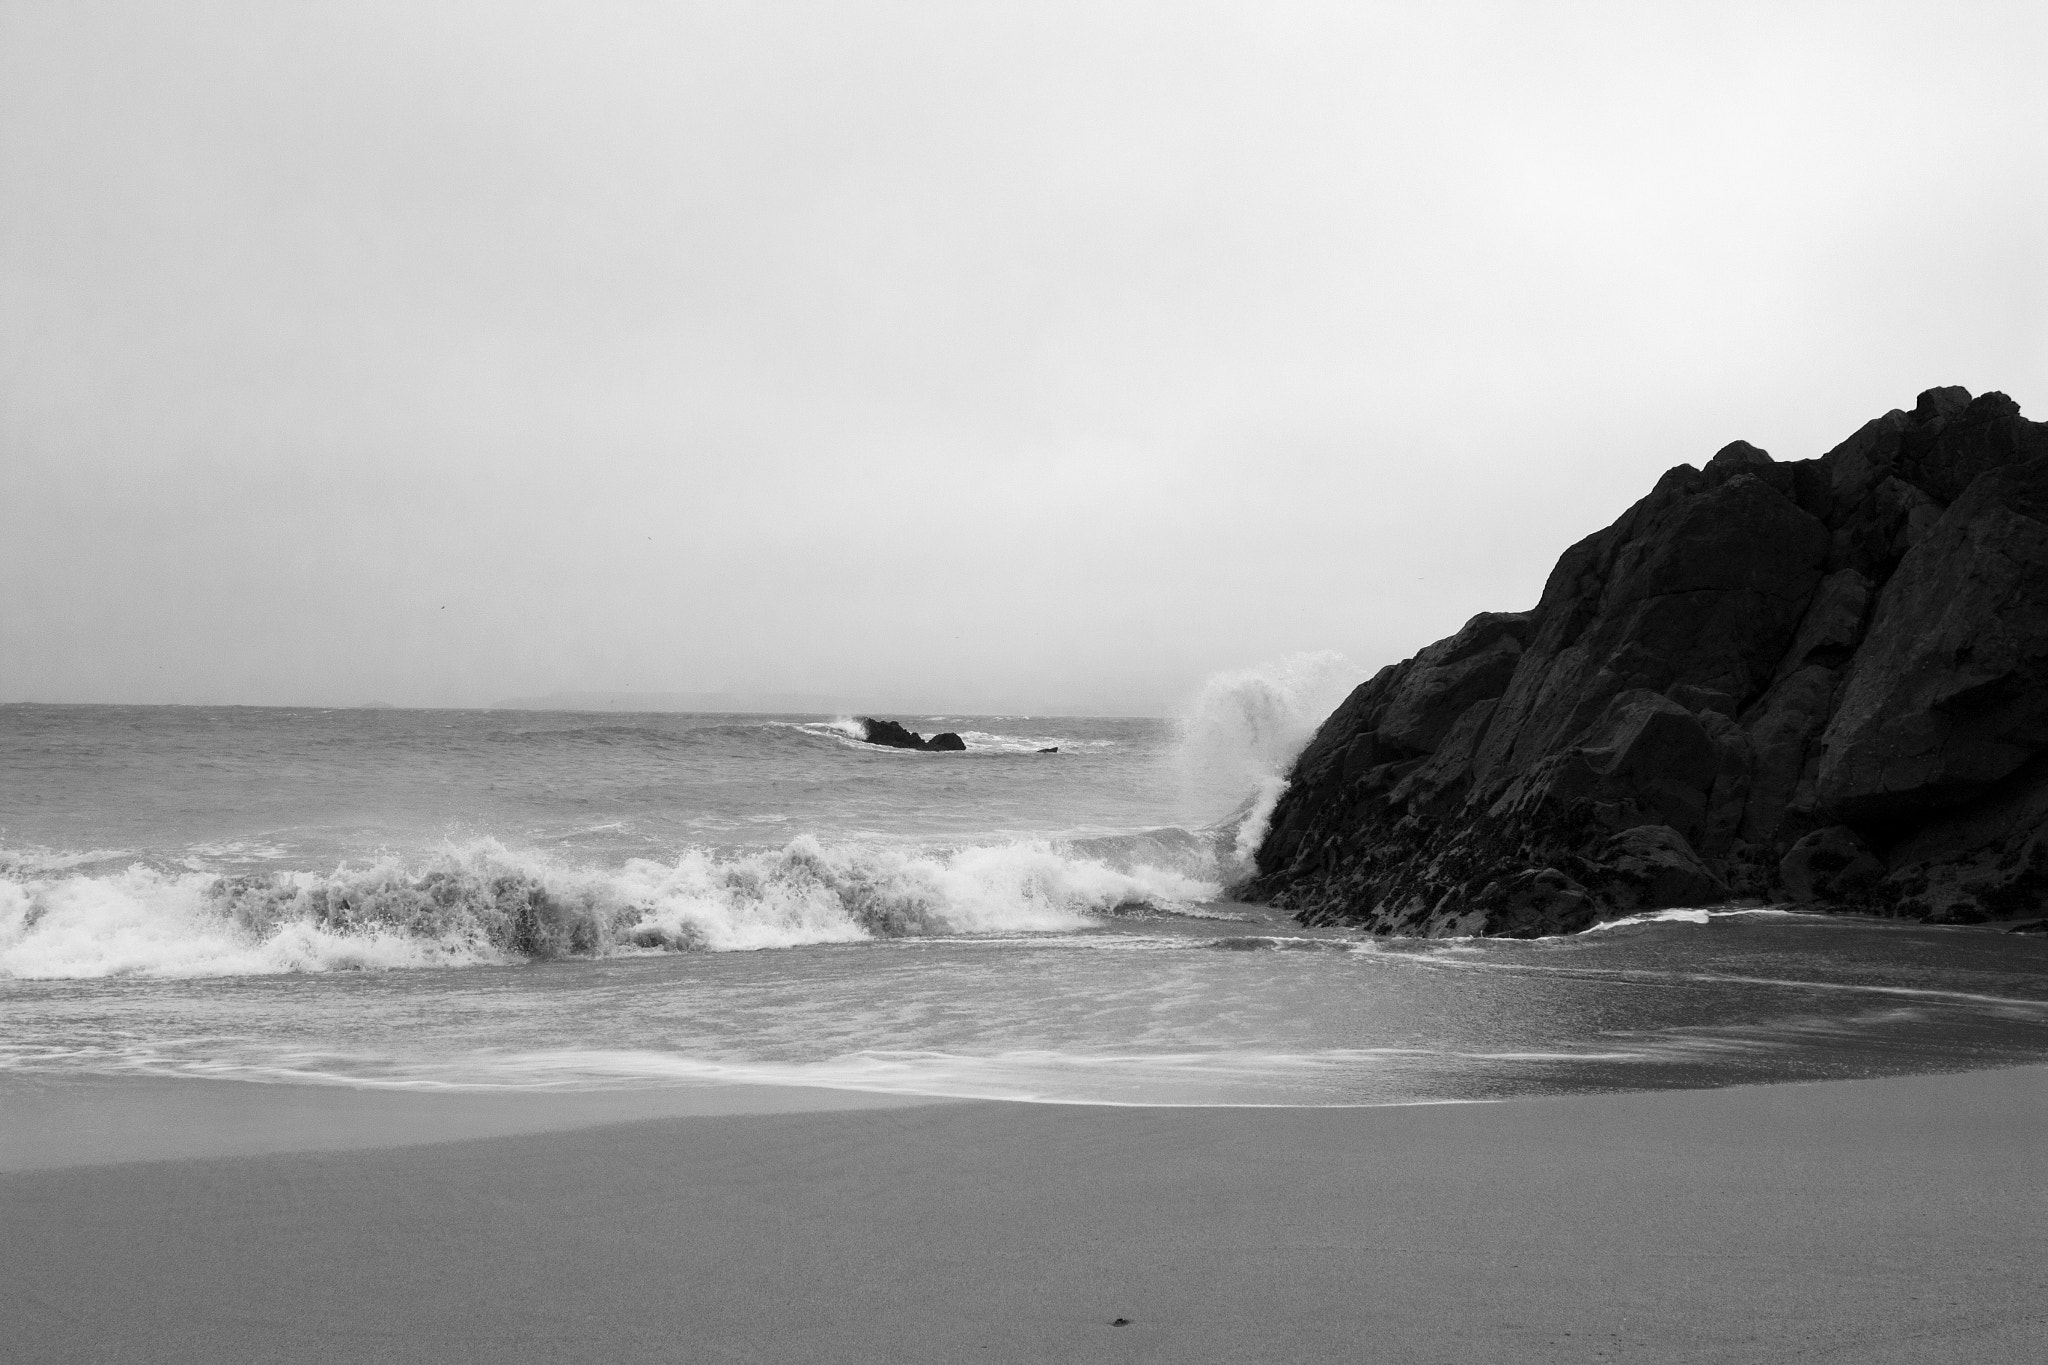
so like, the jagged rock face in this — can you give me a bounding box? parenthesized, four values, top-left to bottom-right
(1816, 457, 2048, 820)
(1245, 388, 2048, 936)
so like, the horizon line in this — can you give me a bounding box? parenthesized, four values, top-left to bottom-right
(0, 697, 1178, 719)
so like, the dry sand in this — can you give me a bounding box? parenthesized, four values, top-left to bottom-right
(3, 1067, 2044, 1364)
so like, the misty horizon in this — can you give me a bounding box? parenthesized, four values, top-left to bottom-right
(0, 692, 1187, 717)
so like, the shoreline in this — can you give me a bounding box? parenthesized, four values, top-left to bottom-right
(0, 1071, 950, 1174)
(5, 1064, 2042, 1363)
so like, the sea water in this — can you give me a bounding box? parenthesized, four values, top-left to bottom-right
(5, 691, 2048, 1107)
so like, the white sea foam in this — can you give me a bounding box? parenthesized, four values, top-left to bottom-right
(1575, 906, 1821, 935)
(0, 835, 1220, 980)
(772, 717, 875, 749)
(952, 729, 1107, 754)
(1577, 907, 1715, 932)
(0, 846, 135, 875)
(0, 867, 514, 979)
(179, 839, 296, 870)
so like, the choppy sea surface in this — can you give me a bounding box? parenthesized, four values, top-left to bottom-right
(5, 694, 2047, 1106)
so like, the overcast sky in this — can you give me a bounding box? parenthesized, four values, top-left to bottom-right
(4, 1, 2044, 713)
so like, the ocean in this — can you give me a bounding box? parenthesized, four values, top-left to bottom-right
(6, 689, 2048, 1107)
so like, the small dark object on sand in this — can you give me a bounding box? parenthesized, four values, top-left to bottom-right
(1111, 1318, 1132, 1327)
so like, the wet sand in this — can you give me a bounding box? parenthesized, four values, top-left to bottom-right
(0, 1071, 944, 1172)
(3, 1067, 2044, 1364)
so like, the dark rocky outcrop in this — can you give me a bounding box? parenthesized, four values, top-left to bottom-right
(858, 719, 926, 749)
(857, 718, 967, 752)
(1244, 388, 2048, 937)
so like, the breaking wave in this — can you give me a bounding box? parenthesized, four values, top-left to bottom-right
(1176, 652, 1361, 879)
(0, 835, 1220, 980)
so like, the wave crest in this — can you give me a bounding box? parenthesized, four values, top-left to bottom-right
(0, 835, 1219, 979)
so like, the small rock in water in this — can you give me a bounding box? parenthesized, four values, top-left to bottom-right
(1038, 746, 1059, 753)
(855, 718, 966, 752)
(856, 718, 928, 750)
(1110, 1318, 1132, 1327)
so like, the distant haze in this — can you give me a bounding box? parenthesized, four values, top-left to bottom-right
(4, 2, 2044, 714)
(489, 687, 1138, 720)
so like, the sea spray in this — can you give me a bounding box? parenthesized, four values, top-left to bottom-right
(1175, 652, 1361, 880)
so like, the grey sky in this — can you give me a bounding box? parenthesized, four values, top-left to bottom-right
(4, 1, 2044, 713)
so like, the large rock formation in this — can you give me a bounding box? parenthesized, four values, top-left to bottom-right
(1243, 388, 2048, 937)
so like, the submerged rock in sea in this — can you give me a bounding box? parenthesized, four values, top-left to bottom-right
(1243, 387, 2048, 936)
(856, 718, 966, 752)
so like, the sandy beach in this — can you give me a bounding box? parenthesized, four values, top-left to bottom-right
(4, 1067, 2043, 1364)
(12, 6, 2048, 1364)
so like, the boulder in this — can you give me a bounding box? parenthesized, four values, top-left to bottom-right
(1246, 386, 2048, 938)
(1577, 692, 1720, 842)
(1778, 826, 1884, 905)
(1586, 825, 1729, 910)
(926, 731, 967, 751)
(1470, 869, 1595, 939)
